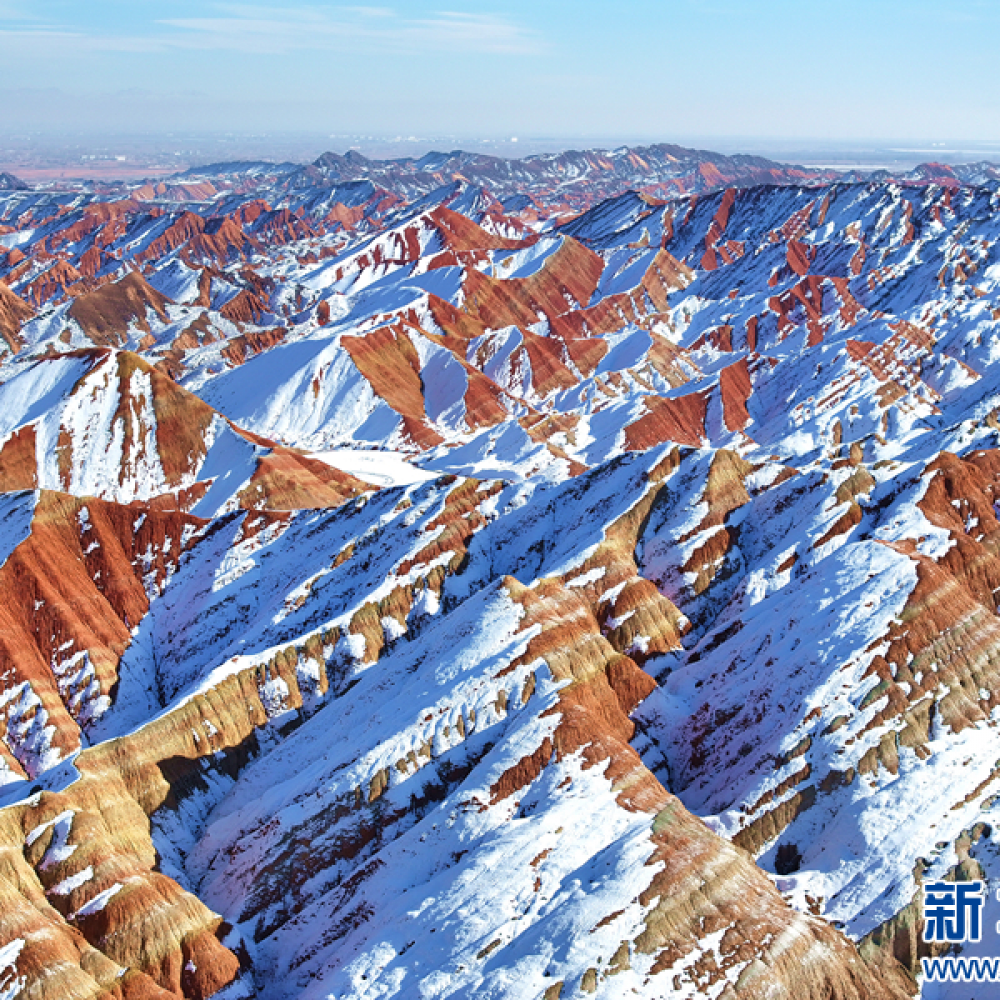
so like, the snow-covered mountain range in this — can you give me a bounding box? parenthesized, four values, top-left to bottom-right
(0, 142, 998, 998)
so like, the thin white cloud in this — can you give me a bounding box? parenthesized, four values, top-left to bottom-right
(406, 12, 541, 53)
(0, 27, 167, 53)
(338, 5, 395, 16)
(0, 1, 164, 51)
(0, 3, 541, 62)
(156, 5, 542, 56)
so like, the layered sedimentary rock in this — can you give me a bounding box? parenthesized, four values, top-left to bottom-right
(0, 456, 918, 999)
(5, 146, 1000, 998)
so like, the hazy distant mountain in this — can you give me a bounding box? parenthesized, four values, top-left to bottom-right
(182, 141, 842, 211)
(0, 171, 28, 191)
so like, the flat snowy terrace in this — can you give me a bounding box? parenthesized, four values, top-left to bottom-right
(310, 449, 439, 488)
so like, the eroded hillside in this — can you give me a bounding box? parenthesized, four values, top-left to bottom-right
(2, 147, 1000, 997)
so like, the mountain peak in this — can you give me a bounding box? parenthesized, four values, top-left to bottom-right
(0, 171, 28, 191)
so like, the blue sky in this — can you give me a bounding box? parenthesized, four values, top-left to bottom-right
(1, 1, 998, 142)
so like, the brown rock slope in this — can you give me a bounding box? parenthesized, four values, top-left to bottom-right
(0, 280, 33, 352)
(68, 273, 172, 347)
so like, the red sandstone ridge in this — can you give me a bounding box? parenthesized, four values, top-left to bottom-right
(0, 491, 204, 769)
(0, 279, 33, 351)
(718, 356, 753, 431)
(700, 187, 736, 270)
(625, 391, 709, 450)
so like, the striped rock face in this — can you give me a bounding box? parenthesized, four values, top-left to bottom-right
(4, 143, 1000, 999)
